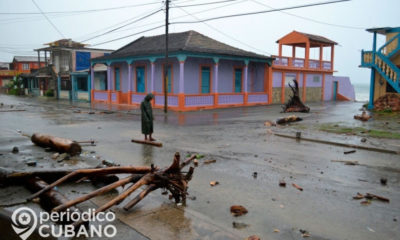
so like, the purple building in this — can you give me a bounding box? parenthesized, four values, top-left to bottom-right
(90, 30, 274, 111)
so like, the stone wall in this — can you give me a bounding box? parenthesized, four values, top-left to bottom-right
(272, 87, 281, 104)
(306, 87, 322, 102)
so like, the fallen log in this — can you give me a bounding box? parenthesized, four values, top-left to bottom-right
(31, 133, 82, 156)
(27, 153, 196, 227)
(131, 138, 163, 147)
(276, 115, 303, 125)
(282, 79, 310, 113)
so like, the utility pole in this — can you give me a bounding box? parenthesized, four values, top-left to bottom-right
(164, 0, 169, 113)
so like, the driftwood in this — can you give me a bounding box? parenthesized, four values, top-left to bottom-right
(27, 153, 196, 226)
(276, 115, 303, 125)
(31, 133, 82, 156)
(131, 139, 163, 147)
(282, 79, 310, 113)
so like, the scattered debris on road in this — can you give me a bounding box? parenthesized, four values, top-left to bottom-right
(344, 150, 356, 154)
(11, 146, 19, 154)
(264, 120, 276, 127)
(279, 180, 286, 187)
(204, 159, 216, 164)
(331, 160, 359, 165)
(292, 183, 303, 191)
(276, 115, 303, 125)
(380, 178, 387, 185)
(246, 235, 260, 240)
(210, 181, 219, 186)
(354, 111, 372, 121)
(232, 221, 249, 229)
(353, 192, 390, 203)
(230, 205, 248, 217)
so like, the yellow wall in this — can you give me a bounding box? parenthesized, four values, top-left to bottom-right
(374, 72, 387, 101)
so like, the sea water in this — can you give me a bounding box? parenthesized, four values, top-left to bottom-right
(353, 83, 370, 102)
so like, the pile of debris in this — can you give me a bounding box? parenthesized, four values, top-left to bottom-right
(373, 93, 400, 111)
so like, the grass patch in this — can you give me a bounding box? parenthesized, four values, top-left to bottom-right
(319, 123, 400, 140)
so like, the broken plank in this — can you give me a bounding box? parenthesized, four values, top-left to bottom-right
(131, 139, 162, 147)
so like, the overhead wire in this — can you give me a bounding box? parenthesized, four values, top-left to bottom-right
(171, 1, 272, 55)
(171, 0, 351, 24)
(91, 25, 165, 47)
(251, 0, 365, 30)
(81, 9, 163, 42)
(0, 1, 163, 15)
(31, 0, 65, 38)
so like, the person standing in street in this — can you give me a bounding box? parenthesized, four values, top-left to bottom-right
(140, 93, 155, 141)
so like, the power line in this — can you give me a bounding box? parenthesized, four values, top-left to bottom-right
(111, 0, 246, 34)
(82, 9, 163, 42)
(32, 0, 65, 38)
(0, 1, 162, 15)
(91, 25, 165, 46)
(173, 0, 239, 8)
(251, 0, 364, 30)
(171, 2, 272, 55)
(171, 0, 351, 24)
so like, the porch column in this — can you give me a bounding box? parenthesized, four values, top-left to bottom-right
(213, 57, 219, 107)
(127, 61, 133, 104)
(330, 45, 335, 71)
(305, 41, 310, 69)
(302, 73, 307, 102)
(90, 65, 94, 102)
(244, 59, 249, 105)
(177, 55, 186, 110)
(71, 75, 76, 101)
(319, 45, 324, 70)
(57, 76, 61, 100)
(150, 62, 155, 93)
(368, 32, 377, 109)
(281, 71, 285, 104)
(107, 64, 112, 103)
(292, 46, 296, 58)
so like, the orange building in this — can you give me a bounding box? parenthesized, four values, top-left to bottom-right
(0, 56, 45, 90)
(271, 31, 354, 104)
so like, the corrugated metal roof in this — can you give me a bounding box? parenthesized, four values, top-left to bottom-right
(13, 56, 44, 62)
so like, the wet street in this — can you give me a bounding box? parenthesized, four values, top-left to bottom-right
(0, 94, 399, 240)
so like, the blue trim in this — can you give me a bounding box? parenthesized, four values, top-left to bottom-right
(57, 76, 61, 100)
(368, 68, 375, 109)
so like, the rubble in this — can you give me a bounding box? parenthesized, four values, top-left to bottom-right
(31, 133, 82, 156)
(230, 205, 248, 217)
(131, 138, 163, 147)
(292, 183, 303, 191)
(373, 93, 400, 111)
(276, 115, 302, 125)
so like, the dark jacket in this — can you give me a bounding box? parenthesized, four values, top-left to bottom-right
(140, 94, 154, 134)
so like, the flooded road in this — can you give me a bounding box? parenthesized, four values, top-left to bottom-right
(0, 95, 399, 240)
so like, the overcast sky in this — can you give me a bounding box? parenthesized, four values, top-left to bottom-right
(0, 0, 398, 85)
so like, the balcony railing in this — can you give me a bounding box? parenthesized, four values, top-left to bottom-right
(272, 56, 332, 71)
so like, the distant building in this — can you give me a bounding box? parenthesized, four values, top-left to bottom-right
(26, 39, 112, 99)
(360, 27, 400, 109)
(0, 56, 44, 91)
(271, 31, 354, 104)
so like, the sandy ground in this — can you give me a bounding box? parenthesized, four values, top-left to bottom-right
(0, 94, 399, 240)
